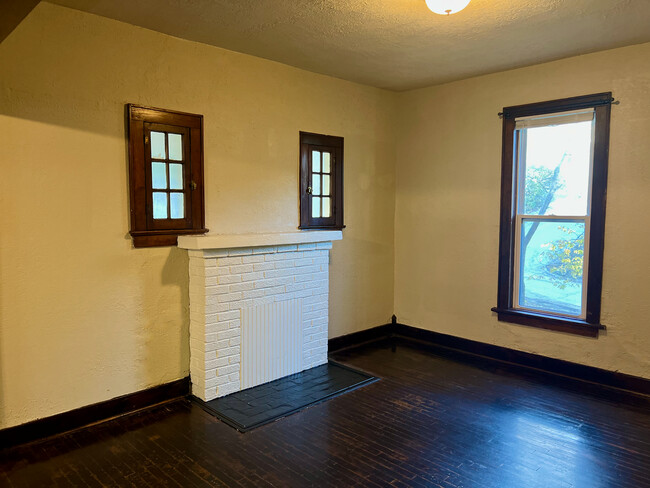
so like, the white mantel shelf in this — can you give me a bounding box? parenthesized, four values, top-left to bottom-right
(177, 230, 342, 250)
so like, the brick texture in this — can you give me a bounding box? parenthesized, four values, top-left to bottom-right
(188, 243, 332, 401)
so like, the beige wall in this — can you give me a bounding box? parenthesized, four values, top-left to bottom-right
(395, 42, 650, 379)
(0, 3, 396, 428)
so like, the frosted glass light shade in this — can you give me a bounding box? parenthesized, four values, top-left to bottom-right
(425, 0, 471, 15)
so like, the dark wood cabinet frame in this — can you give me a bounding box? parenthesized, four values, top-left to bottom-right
(492, 93, 613, 337)
(299, 131, 344, 230)
(127, 105, 207, 247)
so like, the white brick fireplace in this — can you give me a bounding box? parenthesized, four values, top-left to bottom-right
(178, 231, 342, 401)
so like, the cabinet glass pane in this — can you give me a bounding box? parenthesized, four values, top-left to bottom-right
(312, 197, 321, 218)
(150, 131, 166, 159)
(322, 153, 331, 173)
(312, 151, 321, 173)
(322, 175, 330, 195)
(168, 133, 183, 161)
(170, 192, 184, 219)
(519, 121, 593, 216)
(151, 162, 167, 189)
(169, 163, 183, 190)
(312, 174, 321, 196)
(152, 192, 168, 219)
(322, 197, 331, 218)
(518, 220, 585, 317)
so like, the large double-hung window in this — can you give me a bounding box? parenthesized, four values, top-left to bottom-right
(493, 93, 613, 337)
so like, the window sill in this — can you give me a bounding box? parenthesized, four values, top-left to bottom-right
(491, 307, 605, 338)
(298, 225, 346, 230)
(130, 228, 208, 248)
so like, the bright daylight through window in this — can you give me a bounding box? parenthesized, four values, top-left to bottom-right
(493, 93, 612, 337)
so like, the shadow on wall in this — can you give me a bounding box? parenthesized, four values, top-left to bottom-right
(141, 247, 191, 388)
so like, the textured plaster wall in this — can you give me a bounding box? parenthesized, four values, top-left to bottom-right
(394, 42, 650, 379)
(0, 3, 396, 428)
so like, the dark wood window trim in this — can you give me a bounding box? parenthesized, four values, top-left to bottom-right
(299, 131, 344, 230)
(127, 105, 207, 247)
(494, 92, 613, 337)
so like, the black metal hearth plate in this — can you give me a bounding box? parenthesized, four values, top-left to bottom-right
(194, 361, 378, 432)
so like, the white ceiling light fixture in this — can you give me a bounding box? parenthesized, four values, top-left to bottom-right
(425, 0, 471, 15)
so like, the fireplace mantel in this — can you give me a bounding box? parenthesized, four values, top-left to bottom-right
(178, 230, 342, 250)
(178, 230, 342, 401)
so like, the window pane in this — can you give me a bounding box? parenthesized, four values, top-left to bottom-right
(520, 120, 593, 216)
(518, 220, 585, 317)
(312, 174, 321, 196)
(322, 197, 331, 218)
(312, 197, 321, 218)
(151, 162, 167, 189)
(323, 153, 331, 173)
(152, 192, 168, 219)
(168, 133, 183, 161)
(169, 163, 183, 190)
(312, 151, 321, 173)
(170, 192, 184, 219)
(150, 131, 166, 159)
(322, 175, 330, 195)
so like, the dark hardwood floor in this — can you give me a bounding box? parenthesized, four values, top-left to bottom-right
(2, 338, 649, 487)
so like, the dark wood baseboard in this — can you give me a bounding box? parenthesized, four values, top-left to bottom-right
(329, 321, 650, 398)
(0, 377, 190, 449)
(328, 323, 394, 352)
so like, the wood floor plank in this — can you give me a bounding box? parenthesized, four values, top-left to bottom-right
(2, 339, 649, 487)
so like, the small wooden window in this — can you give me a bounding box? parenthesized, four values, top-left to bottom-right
(299, 132, 344, 229)
(127, 105, 207, 247)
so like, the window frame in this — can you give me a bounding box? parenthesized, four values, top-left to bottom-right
(492, 93, 613, 337)
(299, 131, 344, 230)
(127, 104, 207, 248)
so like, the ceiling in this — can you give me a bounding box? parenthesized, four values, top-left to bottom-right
(47, 0, 650, 91)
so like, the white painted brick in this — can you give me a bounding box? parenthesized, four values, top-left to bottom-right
(217, 311, 240, 322)
(254, 277, 281, 289)
(229, 319, 241, 329)
(229, 264, 254, 274)
(242, 254, 265, 264)
(265, 285, 286, 296)
(229, 354, 240, 364)
(217, 329, 239, 341)
(227, 248, 253, 256)
(230, 299, 252, 310)
(217, 256, 242, 266)
(298, 243, 316, 250)
(219, 346, 240, 357)
(316, 242, 332, 250)
(276, 245, 298, 253)
(206, 284, 230, 295)
(229, 336, 241, 346)
(253, 262, 275, 272)
(240, 271, 265, 282)
(243, 289, 265, 299)
(205, 303, 231, 314)
(203, 249, 229, 258)
(206, 358, 229, 369)
(229, 373, 240, 382)
(218, 364, 239, 376)
(217, 274, 242, 284)
(294, 258, 315, 267)
(217, 292, 243, 303)
(218, 382, 240, 396)
(229, 282, 254, 293)
(253, 246, 277, 254)
(274, 260, 296, 269)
